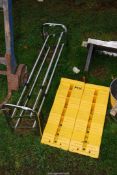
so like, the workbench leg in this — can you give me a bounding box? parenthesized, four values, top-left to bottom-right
(84, 44, 94, 72)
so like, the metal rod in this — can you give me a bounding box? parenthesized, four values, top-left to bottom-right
(4, 103, 34, 112)
(15, 32, 64, 129)
(19, 47, 51, 117)
(32, 43, 64, 128)
(14, 47, 51, 128)
(38, 43, 64, 114)
(30, 32, 64, 117)
(11, 35, 50, 118)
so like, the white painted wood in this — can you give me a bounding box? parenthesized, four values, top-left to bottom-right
(82, 38, 117, 57)
(88, 38, 117, 49)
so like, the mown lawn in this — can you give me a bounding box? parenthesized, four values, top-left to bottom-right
(0, 0, 117, 174)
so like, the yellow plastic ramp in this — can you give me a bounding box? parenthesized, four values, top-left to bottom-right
(41, 78, 85, 150)
(41, 78, 109, 158)
(69, 84, 109, 158)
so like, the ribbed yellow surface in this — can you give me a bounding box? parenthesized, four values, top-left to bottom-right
(41, 78, 109, 158)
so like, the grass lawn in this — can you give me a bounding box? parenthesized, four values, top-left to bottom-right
(0, 0, 117, 174)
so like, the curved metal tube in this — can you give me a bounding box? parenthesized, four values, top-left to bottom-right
(42, 23, 67, 39)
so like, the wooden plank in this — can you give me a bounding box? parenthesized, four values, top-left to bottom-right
(88, 38, 117, 51)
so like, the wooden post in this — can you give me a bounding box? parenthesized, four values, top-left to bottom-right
(3, 0, 16, 72)
(0, 0, 3, 7)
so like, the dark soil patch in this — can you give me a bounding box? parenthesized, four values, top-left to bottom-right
(91, 66, 109, 80)
(83, 32, 117, 41)
(95, 1, 117, 11)
(64, 0, 117, 11)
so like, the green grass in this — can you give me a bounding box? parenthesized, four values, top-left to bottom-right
(0, 0, 117, 174)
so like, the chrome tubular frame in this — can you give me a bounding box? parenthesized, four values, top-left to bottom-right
(3, 23, 67, 133)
